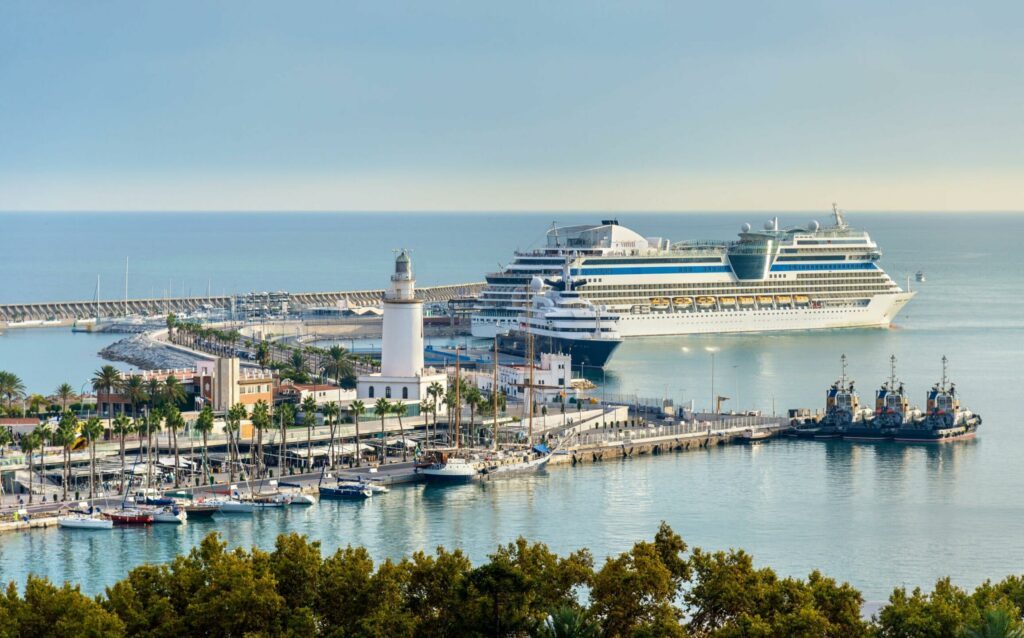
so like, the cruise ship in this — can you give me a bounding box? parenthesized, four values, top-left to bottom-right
(471, 206, 914, 338)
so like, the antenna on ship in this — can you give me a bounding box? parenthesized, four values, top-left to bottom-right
(941, 355, 948, 391)
(840, 353, 848, 385)
(889, 354, 897, 388)
(832, 202, 848, 229)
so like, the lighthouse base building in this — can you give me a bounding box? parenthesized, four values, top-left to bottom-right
(357, 251, 447, 412)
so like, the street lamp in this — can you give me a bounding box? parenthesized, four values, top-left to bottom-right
(704, 346, 720, 415)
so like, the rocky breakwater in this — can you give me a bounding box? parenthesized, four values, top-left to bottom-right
(100, 332, 211, 370)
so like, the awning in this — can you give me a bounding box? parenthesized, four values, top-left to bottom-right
(532, 444, 551, 455)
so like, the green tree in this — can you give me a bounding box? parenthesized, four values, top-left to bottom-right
(325, 345, 354, 384)
(91, 364, 121, 435)
(54, 411, 79, 501)
(322, 401, 339, 469)
(163, 405, 185, 487)
(251, 400, 272, 478)
(7, 575, 125, 636)
(375, 398, 391, 465)
(82, 416, 104, 499)
(54, 382, 75, 412)
(393, 401, 409, 461)
(19, 428, 43, 504)
(537, 606, 601, 638)
(0, 371, 26, 411)
(875, 578, 978, 638)
(302, 395, 318, 471)
(464, 385, 482, 445)
(349, 400, 366, 467)
(162, 375, 186, 410)
(195, 405, 215, 484)
(111, 414, 133, 493)
(427, 381, 445, 446)
(225, 403, 247, 483)
(962, 608, 1024, 638)
(121, 374, 147, 423)
(278, 402, 295, 472)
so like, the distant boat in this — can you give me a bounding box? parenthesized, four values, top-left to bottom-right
(58, 514, 113, 530)
(319, 482, 372, 499)
(916, 271, 926, 282)
(739, 428, 771, 443)
(418, 455, 479, 483)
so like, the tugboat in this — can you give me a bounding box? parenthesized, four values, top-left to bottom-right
(894, 356, 981, 442)
(814, 355, 863, 439)
(852, 355, 918, 441)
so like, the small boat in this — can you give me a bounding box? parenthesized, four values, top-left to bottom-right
(150, 506, 187, 524)
(105, 509, 154, 525)
(757, 295, 774, 305)
(672, 297, 693, 307)
(775, 295, 793, 305)
(418, 456, 479, 484)
(358, 479, 390, 494)
(915, 271, 926, 282)
(482, 448, 553, 475)
(739, 428, 771, 443)
(718, 296, 737, 306)
(210, 499, 255, 514)
(649, 297, 670, 308)
(696, 296, 716, 308)
(287, 492, 317, 505)
(183, 502, 219, 518)
(319, 482, 373, 499)
(794, 295, 810, 304)
(58, 514, 113, 530)
(738, 296, 755, 306)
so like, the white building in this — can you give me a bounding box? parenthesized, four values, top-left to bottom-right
(470, 352, 579, 406)
(357, 251, 448, 410)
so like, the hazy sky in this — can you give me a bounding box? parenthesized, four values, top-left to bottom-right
(1, 1, 1021, 212)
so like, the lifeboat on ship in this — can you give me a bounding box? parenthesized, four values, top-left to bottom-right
(757, 295, 774, 306)
(794, 295, 810, 305)
(775, 295, 793, 305)
(739, 296, 755, 306)
(696, 296, 715, 308)
(672, 297, 692, 308)
(718, 296, 736, 306)
(649, 297, 670, 308)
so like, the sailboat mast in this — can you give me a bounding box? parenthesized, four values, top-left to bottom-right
(454, 346, 461, 449)
(527, 331, 534, 446)
(492, 334, 499, 452)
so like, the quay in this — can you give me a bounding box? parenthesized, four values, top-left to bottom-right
(0, 281, 484, 324)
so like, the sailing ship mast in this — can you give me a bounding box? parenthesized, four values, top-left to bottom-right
(454, 346, 461, 449)
(527, 331, 534, 447)
(492, 334, 499, 452)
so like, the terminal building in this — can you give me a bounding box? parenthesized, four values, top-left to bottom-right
(357, 251, 448, 412)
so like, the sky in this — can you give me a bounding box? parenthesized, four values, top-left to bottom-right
(1, 1, 1021, 212)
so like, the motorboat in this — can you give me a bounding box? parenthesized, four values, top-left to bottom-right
(287, 492, 317, 505)
(149, 506, 187, 524)
(739, 428, 772, 443)
(319, 482, 372, 499)
(133, 488, 174, 506)
(209, 499, 255, 514)
(58, 514, 113, 530)
(105, 509, 154, 525)
(182, 502, 219, 518)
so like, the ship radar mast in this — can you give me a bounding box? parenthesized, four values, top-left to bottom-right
(889, 354, 898, 389)
(840, 353, 848, 385)
(832, 202, 848, 229)
(941, 355, 948, 391)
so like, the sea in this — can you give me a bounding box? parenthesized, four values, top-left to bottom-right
(1, 211, 1023, 602)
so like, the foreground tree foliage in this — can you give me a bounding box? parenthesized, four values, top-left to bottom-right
(3, 523, 1024, 637)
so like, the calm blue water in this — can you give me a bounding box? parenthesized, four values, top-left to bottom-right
(1, 212, 1023, 601)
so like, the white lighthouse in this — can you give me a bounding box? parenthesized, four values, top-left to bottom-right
(357, 251, 447, 408)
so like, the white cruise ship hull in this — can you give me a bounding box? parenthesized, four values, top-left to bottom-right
(476, 293, 912, 338)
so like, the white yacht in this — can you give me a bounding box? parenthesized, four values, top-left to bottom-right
(472, 205, 914, 338)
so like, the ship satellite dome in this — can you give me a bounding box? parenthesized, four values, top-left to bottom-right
(764, 220, 775, 230)
(741, 222, 751, 232)
(808, 220, 820, 232)
(530, 276, 545, 292)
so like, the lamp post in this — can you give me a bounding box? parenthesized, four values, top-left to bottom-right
(704, 346, 719, 415)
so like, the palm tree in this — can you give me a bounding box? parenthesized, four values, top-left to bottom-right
(301, 396, 317, 471)
(195, 405, 215, 484)
(111, 414, 133, 493)
(962, 608, 1024, 638)
(444, 386, 461, 447)
(251, 400, 271, 478)
(0, 371, 26, 411)
(55, 411, 79, 501)
(322, 401, 339, 469)
(464, 385, 482, 446)
(91, 364, 122, 434)
(162, 375, 186, 410)
(374, 398, 391, 465)
(0, 427, 11, 456)
(324, 345, 354, 385)
(55, 382, 75, 412)
(121, 374, 147, 424)
(20, 429, 42, 504)
(278, 403, 295, 472)
(82, 416, 104, 499)
(349, 400, 365, 467)
(163, 405, 184, 487)
(419, 400, 434, 446)
(536, 606, 601, 638)
(427, 381, 444, 446)
(392, 401, 409, 461)
(225, 403, 247, 483)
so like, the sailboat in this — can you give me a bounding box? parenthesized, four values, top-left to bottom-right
(418, 346, 482, 483)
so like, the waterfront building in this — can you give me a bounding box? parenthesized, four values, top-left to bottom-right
(275, 380, 355, 407)
(356, 251, 448, 411)
(212, 357, 274, 412)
